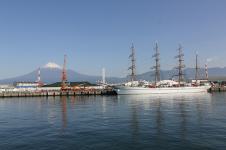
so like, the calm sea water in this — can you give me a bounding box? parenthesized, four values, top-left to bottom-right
(0, 93, 226, 150)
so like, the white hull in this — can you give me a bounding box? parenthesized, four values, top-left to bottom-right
(114, 86, 210, 95)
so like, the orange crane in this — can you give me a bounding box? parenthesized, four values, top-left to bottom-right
(61, 55, 71, 91)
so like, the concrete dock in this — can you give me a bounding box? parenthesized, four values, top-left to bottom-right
(209, 86, 226, 92)
(0, 90, 117, 98)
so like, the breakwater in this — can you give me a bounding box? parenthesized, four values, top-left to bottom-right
(0, 90, 117, 98)
(209, 86, 226, 92)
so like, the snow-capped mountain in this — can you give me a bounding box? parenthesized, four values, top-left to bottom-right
(43, 62, 62, 69)
(0, 62, 122, 84)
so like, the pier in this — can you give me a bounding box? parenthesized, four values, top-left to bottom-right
(209, 86, 226, 92)
(0, 89, 117, 98)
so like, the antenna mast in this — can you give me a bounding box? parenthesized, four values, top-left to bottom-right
(102, 68, 106, 84)
(37, 67, 42, 86)
(61, 55, 67, 89)
(152, 42, 161, 85)
(128, 43, 136, 81)
(175, 44, 185, 86)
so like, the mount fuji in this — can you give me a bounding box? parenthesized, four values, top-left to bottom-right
(0, 62, 122, 84)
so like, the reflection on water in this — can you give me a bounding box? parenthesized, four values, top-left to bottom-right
(61, 96, 67, 129)
(0, 93, 226, 150)
(102, 96, 106, 113)
(156, 98, 163, 138)
(131, 104, 139, 142)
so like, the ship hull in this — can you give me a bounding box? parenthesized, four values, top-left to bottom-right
(114, 86, 210, 95)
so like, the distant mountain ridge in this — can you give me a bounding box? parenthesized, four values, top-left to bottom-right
(0, 66, 226, 84)
(136, 67, 226, 81)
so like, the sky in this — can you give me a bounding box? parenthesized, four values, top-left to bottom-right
(0, 0, 226, 79)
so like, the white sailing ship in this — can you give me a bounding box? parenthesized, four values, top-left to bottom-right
(114, 43, 211, 95)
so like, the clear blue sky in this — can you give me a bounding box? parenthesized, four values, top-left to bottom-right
(0, 0, 226, 79)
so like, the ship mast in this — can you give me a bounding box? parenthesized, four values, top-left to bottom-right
(175, 44, 185, 87)
(205, 64, 208, 80)
(128, 43, 136, 82)
(152, 42, 160, 85)
(195, 52, 199, 84)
